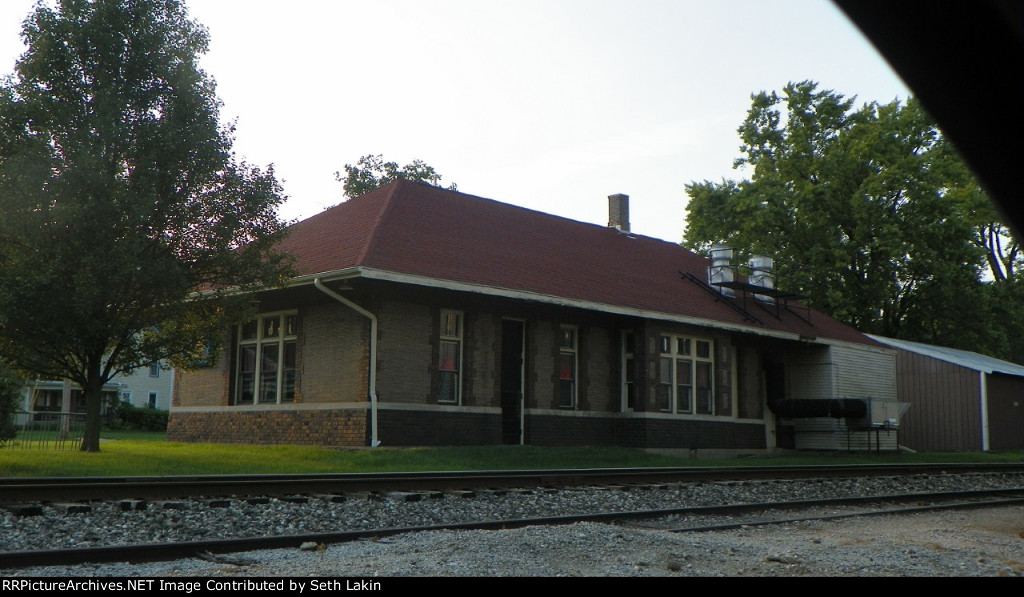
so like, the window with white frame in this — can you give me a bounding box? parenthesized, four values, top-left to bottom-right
(235, 312, 298, 405)
(558, 325, 578, 408)
(658, 335, 714, 414)
(438, 310, 462, 404)
(148, 392, 157, 409)
(149, 362, 160, 377)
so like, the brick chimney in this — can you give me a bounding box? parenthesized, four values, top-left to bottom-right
(608, 193, 630, 232)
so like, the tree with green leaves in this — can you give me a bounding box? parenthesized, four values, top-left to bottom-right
(0, 0, 294, 452)
(942, 157, 1021, 283)
(0, 362, 22, 446)
(684, 81, 1022, 360)
(336, 154, 457, 200)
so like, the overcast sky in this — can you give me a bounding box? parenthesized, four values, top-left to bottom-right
(0, 0, 912, 243)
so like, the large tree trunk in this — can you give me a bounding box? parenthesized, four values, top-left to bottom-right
(79, 376, 105, 453)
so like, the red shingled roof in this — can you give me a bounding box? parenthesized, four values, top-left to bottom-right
(278, 179, 878, 346)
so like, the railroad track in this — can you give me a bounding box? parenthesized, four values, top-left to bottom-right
(3, 487, 1023, 570)
(624, 488, 1024, 532)
(3, 463, 1023, 503)
(3, 464, 1024, 570)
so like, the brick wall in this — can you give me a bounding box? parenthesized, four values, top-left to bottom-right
(527, 320, 556, 410)
(376, 301, 434, 404)
(374, 301, 501, 409)
(737, 345, 766, 419)
(524, 413, 765, 449)
(174, 331, 232, 407)
(465, 313, 498, 407)
(175, 304, 371, 408)
(167, 408, 369, 446)
(170, 284, 780, 450)
(715, 337, 734, 417)
(377, 408, 501, 446)
(525, 413, 619, 446)
(579, 325, 613, 412)
(300, 303, 369, 404)
(637, 416, 765, 449)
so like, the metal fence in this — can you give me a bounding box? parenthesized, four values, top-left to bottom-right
(1, 411, 85, 450)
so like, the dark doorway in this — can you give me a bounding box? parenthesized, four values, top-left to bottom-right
(500, 319, 525, 445)
(765, 360, 793, 449)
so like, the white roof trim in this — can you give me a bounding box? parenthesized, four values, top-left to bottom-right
(867, 334, 1024, 377)
(352, 267, 860, 347)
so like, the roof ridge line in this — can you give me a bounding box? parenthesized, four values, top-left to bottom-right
(355, 179, 405, 265)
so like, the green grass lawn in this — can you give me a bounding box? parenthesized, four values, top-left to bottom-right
(1, 431, 1021, 477)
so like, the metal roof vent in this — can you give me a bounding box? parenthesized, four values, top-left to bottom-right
(748, 254, 775, 303)
(707, 244, 735, 297)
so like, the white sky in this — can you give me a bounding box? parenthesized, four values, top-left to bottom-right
(0, 0, 912, 243)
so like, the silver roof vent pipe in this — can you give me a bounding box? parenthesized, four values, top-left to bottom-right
(748, 254, 775, 303)
(708, 244, 735, 297)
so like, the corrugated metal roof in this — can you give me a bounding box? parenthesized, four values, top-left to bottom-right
(867, 335, 1024, 377)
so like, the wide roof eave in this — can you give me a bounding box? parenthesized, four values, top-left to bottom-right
(299, 266, 853, 346)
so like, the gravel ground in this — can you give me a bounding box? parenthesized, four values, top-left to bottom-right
(3, 473, 1024, 577)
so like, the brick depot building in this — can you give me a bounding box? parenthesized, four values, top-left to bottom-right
(168, 180, 896, 450)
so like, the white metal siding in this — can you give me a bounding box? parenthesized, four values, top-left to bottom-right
(787, 343, 899, 452)
(831, 343, 897, 401)
(793, 418, 900, 451)
(786, 347, 833, 399)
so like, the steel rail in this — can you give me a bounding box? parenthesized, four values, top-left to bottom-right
(655, 495, 1024, 534)
(2, 487, 1023, 570)
(3, 463, 1023, 504)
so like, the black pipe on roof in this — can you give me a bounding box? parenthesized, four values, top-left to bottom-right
(769, 398, 868, 419)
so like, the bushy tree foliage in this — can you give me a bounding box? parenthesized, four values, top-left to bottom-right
(336, 154, 457, 200)
(106, 401, 169, 432)
(684, 81, 1023, 361)
(0, 0, 294, 451)
(0, 362, 22, 446)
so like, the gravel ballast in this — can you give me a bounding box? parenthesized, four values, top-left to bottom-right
(3, 473, 1023, 577)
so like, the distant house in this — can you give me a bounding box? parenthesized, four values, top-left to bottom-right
(111, 362, 174, 411)
(868, 336, 1024, 452)
(169, 180, 898, 451)
(19, 380, 122, 424)
(19, 360, 174, 421)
